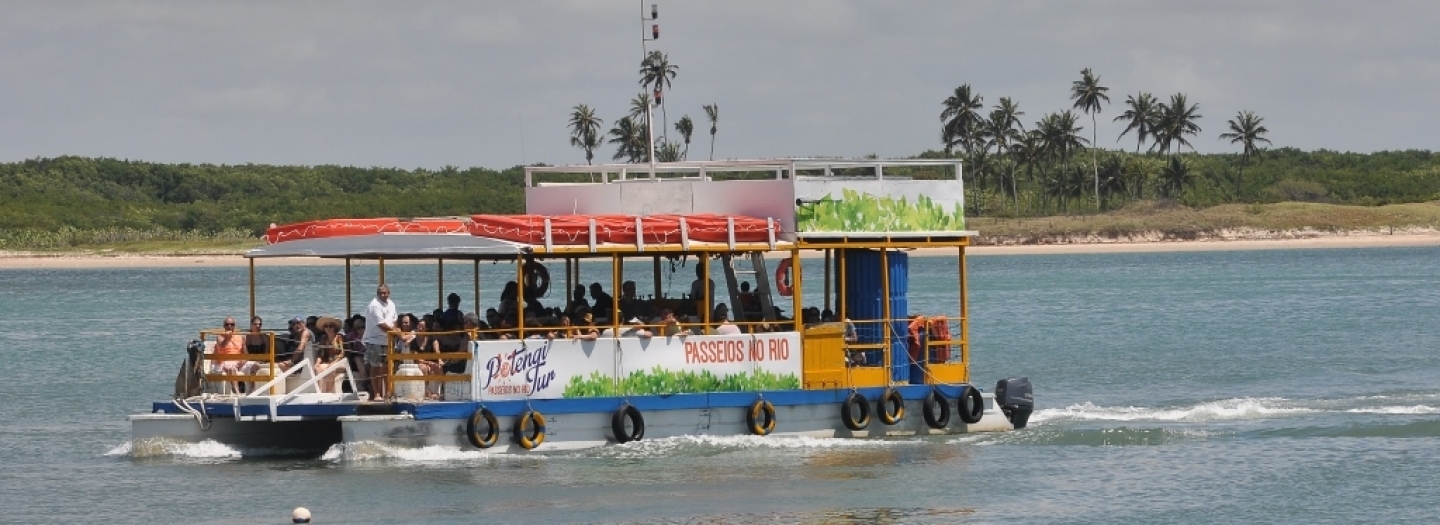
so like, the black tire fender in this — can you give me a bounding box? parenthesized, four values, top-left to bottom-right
(878, 388, 906, 425)
(611, 404, 645, 443)
(958, 385, 985, 424)
(513, 410, 547, 450)
(841, 392, 871, 431)
(747, 399, 777, 436)
(922, 388, 951, 429)
(465, 407, 499, 449)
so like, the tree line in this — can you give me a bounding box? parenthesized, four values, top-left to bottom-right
(0, 156, 526, 248)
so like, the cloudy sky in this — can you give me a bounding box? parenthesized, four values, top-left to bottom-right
(1, 1, 1435, 170)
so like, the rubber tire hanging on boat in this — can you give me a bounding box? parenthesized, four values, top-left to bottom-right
(841, 392, 871, 431)
(747, 399, 777, 436)
(611, 404, 645, 443)
(957, 385, 985, 425)
(878, 388, 906, 425)
(922, 388, 950, 429)
(465, 407, 499, 449)
(513, 410, 547, 450)
(523, 261, 550, 297)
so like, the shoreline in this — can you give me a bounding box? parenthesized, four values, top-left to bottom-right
(2, 231, 1436, 269)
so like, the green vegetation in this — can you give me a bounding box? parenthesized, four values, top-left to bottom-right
(797, 188, 965, 232)
(0, 156, 525, 251)
(562, 366, 800, 398)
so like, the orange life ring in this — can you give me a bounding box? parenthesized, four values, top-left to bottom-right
(775, 258, 794, 297)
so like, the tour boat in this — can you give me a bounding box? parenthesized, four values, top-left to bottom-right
(130, 158, 1034, 455)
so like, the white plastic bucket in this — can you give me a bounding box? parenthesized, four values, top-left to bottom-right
(393, 363, 425, 401)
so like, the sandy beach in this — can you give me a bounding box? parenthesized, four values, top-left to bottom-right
(2, 231, 1436, 270)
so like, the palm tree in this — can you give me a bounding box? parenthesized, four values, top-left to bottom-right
(1218, 110, 1272, 197)
(940, 84, 984, 155)
(1151, 93, 1202, 157)
(674, 115, 694, 160)
(1012, 130, 1045, 212)
(703, 103, 718, 161)
(567, 104, 604, 165)
(1114, 92, 1157, 153)
(1157, 155, 1194, 199)
(628, 92, 653, 131)
(1070, 68, 1110, 208)
(607, 116, 646, 163)
(1037, 111, 1088, 211)
(639, 51, 679, 142)
(981, 102, 1023, 212)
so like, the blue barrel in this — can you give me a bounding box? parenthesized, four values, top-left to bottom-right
(843, 249, 911, 375)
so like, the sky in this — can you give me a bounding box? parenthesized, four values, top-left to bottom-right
(1, 1, 1436, 170)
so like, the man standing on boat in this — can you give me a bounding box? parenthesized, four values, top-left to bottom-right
(362, 284, 399, 400)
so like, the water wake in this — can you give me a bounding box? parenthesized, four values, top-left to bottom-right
(1031, 392, 1440, 424)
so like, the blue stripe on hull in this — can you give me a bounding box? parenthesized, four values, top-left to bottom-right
(150, 384, 979, 420)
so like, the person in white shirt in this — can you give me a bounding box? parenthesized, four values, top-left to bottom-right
(362, 285, 399, 399)
(714, 310, 742, 335)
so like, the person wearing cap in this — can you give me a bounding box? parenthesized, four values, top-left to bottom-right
(275, 315, 314, 372)
(362, 284, 400, 399)
(621, 317, 653, 339)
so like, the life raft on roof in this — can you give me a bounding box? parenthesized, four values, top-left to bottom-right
(468, 214, 779, 246)
(264, 218, 470, 245)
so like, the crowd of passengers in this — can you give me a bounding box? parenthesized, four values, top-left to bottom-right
(209, 279, 852, 400)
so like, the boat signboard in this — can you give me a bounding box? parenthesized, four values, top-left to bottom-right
(468, 333, 803, 401)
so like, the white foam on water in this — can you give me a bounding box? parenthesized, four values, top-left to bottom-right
(1031, 398, 1317, 423)
(125, 438, 244, 459)
(944, 434, 993, 446)
(323, 441, 530, 463)
(575, 433, 919, 459)
(1345, 405, 1440, 415)
(105, 442, 132, 456)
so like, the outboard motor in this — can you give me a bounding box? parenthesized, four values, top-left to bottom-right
(993, 377, 1034, 429)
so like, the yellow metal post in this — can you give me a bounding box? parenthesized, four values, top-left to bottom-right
(565, 258, 574, 313)
(791, 250, 803, 332)
(473, 260, 480, 317)
(880, 248, 891, 382)
(701, 254, 710, 327)
(248, 258, 256, 319)
(437, 259, 444, 310)
(611, 254, 621, 331)
(838, 249, 846, 320)
(515, 254, 525, 339)
(823, 249, 831, 312)
(378, 257, 386, 285)
(959, 245, 969, 369)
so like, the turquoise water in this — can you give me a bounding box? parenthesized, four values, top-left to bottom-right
(2, 246, 1438, 523)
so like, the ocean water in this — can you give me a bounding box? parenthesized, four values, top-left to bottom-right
(1, 246, 1437, 524)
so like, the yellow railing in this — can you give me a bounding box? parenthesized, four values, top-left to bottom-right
(383, 329, 474, 400)
(199, 329, 278, 393)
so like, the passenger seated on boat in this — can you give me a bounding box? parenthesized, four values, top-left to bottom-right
(619, 280, 649, 321)
(575, 312, 600, 340)
(566, 285, 589, 318)
(498, 281, 520, 319)
(213, 317, 245, 390)
(589, 283, 614, 321)
(414, 318, 443, 399)
(802, 307, 822, 326)
(821, 309, 836, 323)
(738, 282, 761, 320)
(557, 315, 579, 338)
(313, 317, 345, 394)
(239, 316, 267, 393)
(655, 308, 684, 337)
(713, 306, 742, 335)
(275, 316, 314, 372)
(394, 313, 420, 356)
(440, 315, 475, 371)
(621, 317, 653, 338)
(344, 315, 368, 392)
